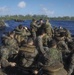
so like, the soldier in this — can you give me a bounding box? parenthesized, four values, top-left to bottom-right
(21, 26, 31, 46)
(0, 46, 17, 75)
(39, 19, 44, 26)
(42, 34, 50, 47)
(30, 19, 41, 41)
(67, 53, 74, 75)
(0, 31, 19, 74)
(14, 24, 30, 46)
(36, 19, 45, 36)
(55, 32, 70, 53)
(0, 47, 16, 68)
(36, 30, 49, 64)
(67, 42, 74, 75)
(54, 31, 71, 71)
(44, 40, 62, 66)
(45, 19, 53, 38)
(4, 31, 19, 55)
(19, 38, 38, 67)
(64, 28, 72, 42)
(42, 40, 67, 75)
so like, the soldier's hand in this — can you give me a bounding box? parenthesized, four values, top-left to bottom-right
(25, 27, 28, 30)
(10, 62, 16, 67)
(16, 51, 18, 54)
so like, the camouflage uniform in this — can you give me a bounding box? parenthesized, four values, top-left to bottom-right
(42, 47, 67, 75)
(4, 37, 19, 54)
(45, 20, 53, 38)
(15, 27, 27, 44)
(68, 54, 74, 75)
(36, 36, 47, 55)
(55, 35, 69, 53)
(15, 26, 31, 46)
(15, 27, 24, 42)
(30, 21, 41, 41)
(45, 48, 62, 66)
(65, 29, 72, 42)
(19, 45, 38, 67)
(36, 35, 49, 64)
(42, 34, 51, 47)
(0, 46, 17, 75)
(0, 47, 10, 68)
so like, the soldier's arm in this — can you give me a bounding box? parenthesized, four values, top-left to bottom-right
(25, 30, 31, 36)
(21, 28, 31, 36)
(1, 50, 11, 67)
(37, 37, 46, 55)
(1, 58, 11, 67)
(33, 23, 41, 28)
(1, 58, 16, 67)
(15, 31, 23, 35)
(15, 28, 22, 32)
(15, 28, 23, 35)
(58, 50, 63, 63)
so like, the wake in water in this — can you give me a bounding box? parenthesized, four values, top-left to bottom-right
(5, 23, 9, 27)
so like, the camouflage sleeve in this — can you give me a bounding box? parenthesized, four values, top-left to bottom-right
(1, 58, 10, 67)
(58, 50, 63, 63)
(15, 31, 23, 35)
(37, 37, 46, 54)
(25, 30, 31, 36)
(33, 23, 41, 28)
(1, 48, 10, 67)
(15, 28, 23, 35)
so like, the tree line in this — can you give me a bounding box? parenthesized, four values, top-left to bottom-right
(0, 15, 74, 21)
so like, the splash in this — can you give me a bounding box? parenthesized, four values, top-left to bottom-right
(5, 23, 9, 27)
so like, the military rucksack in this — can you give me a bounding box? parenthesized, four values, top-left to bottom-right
(43, 62, 67, 75)
(19, 45, 36, 53)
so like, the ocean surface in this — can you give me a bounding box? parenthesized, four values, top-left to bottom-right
(0, 20, 74, 45)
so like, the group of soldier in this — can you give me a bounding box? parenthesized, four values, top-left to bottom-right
(0, 18, 74, 75)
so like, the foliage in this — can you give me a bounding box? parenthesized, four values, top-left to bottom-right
(0, 15, 49, 20)
(0, 15, 74, 21)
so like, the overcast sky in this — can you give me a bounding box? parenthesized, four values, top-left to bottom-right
(0, 0, 74, 17)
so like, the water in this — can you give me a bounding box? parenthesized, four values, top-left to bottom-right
(50, 20, 74, 35)
(0, 20, 74, 45)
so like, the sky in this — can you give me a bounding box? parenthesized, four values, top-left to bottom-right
(0, 0, 74, 17)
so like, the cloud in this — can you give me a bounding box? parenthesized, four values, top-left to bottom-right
(0, 6, 8, 12)
(18, 1, 26, 8)
(42, 7, 54, 16)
